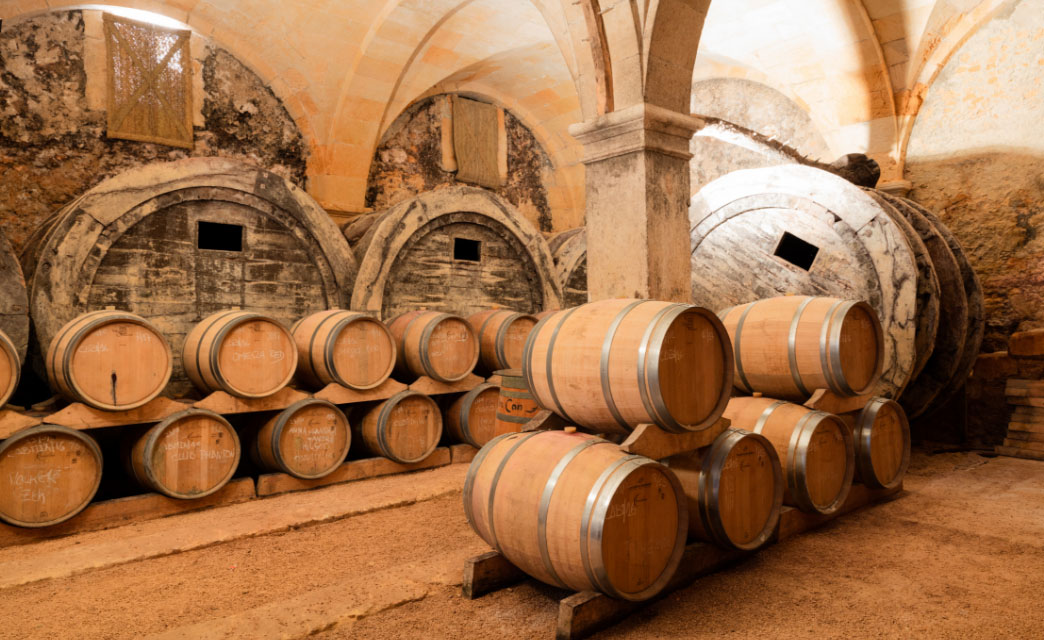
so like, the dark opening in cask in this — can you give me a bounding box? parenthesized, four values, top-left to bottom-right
(773, 231, 819, 271)
(453, 237, 481, 262)
(197, 221, 244, 252)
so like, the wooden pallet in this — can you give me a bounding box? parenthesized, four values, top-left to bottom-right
(257, 447, 455, 497)
(995, 379, 1044, 462)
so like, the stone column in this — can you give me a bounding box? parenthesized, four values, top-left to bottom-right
(569, 103, 703, 303)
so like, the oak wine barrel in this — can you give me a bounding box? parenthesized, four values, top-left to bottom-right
(387, 311, 479, 383)
(358, 390, 442, 464)
(843, 397, 910, 490)
(467, 309, 537, 374)
(0, 329, 20, 408)
(725, 397, 854, 514)
(183, 310, 297, 398)
(127, 409, 240, 499)
(253, 399, 351, 479)
(464, 430, 687, 601)
(0, 425, 103, 527)
(291, 310, 396, 390)
(669, 428, 783, 551)
(445, 383, 501, 448)
(719, 296, 883, 401)
(46, 311, 172, 411)
(494, 369, 539, 434)
(522, 299, 733, 434)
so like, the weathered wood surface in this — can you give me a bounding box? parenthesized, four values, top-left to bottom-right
(547, 228, 587, 308)
(42, 396, 190, 431)
(689, 165, 918, 399)
(618, 418, 730, 460)
(255, 447, 452, 497)
(0, 227, 29, 362)
(995, 445, 1044, 461)
(1009, 329, 1044, 359)
(804, 389, 874, 414)
(463, 550, 529, 599)
(0, 410, 43, 440)
(1006, 379, 1044, 396)
(349, 186, 561, 319)
(313, 378, 407, 404)
(409, 373, 485, 396)
(21, 157, 356, 395)
(193, 386, 309, 415)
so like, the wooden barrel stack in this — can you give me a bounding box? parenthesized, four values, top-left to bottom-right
(387, 310, 479, 383)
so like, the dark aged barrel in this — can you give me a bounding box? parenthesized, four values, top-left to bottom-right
(725, 397, 854, 515)
(669, 428, 783, 551)
(0, 425, 102, 527)
(467, 309, 537, 374)
(494, 369, 539, 434)
(387, 310, 479, 383)
(183, 310, 298, 398)
(0, 329, 20, 408)
(127, 409, 240, 499)
(842, 397, 910, 490)
(444, 383, 501, 448)
(522, 299, 733, 434)
(464, 430, 687, 601)
(46, 310, 172, 411)
(253, 399, 351, 479)
(719, 296, 884, 401)
(291, 310, 396, 390)
(358, 390, 442, 464)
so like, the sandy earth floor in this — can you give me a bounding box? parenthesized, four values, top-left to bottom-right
(0, 449, 1042, 639)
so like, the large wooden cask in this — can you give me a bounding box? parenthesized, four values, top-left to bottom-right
(0, 226, 29, 365)
(494, 369, 540, 434)
(668, 428, 783, 551)
(252, 399, 351, 479)
(547, 228, 587, 308)
(183, 310, 297, 398)
(464, 430, 687, 601)
(468, 309, 537, 374)
(0, 425, 103, 527)
(0, 329, 21, 408)
(348, 186, 562, 318)
(523, 299, 733, 434)
(357, 391, 442, 464)
(127, 409, 240, 499)
(387, 311, 479, 383)
(291, 310, 396, 390)
(725, 397, 854, 514)
(843, 397, 910, 490)
(444, 383, 501, 448)
(719, 296, 884, 401)
(46, 311, 172, 411)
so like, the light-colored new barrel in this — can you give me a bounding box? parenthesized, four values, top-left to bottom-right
(522, 299, 733, 434)
(725, 397, 854, 515)
(445, 383, 501, 448)
(183, 310, 297, 398)
(494, 368, 539, 434)
(719, 296, 884, 401)
(468, 309, 537, 374)
(0, 425, 102, 527)
(46, 310, 172, 411)
(844, 397, 910, 490)
(669, 428, 783, 551)
(387, 311, 479, 383)
(358, 390, 442, 464)
(127, 409, 240, 499)
(0, 329, 20, 408)
(253, 398, 351, 479)
(291, 310, 396, 390)
(464, 430, 687, 601)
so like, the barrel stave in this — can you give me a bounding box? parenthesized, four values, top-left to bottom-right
(359, 391, 442, 464)
(291, 310, 395, 390)
(445, 383, 501, 448)
(184, 311, 297, 398)
(254, 399, 351, 479)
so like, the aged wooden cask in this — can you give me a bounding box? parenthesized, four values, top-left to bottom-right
(387, 310, 479, 383)
(523, 299, 733, 434)
(842, 397, 910, 490)
(719, 296, 883, 401)
(183, 310, 297, 398)
(252, 398, 351, 479)
(463, 430, 687, 601)
(0, 329, 20, 408)
(0, 425, 103, 527)
(0, 226, 28, 365)
(725, 397, 854, 514)
(669, 428, 782, 550)
(358, 391, 442, 464)
(468, 309, 537, 374)
(494, 368, 539, 433)
(547, 228, 587, 308)
(291, 310, 396, 390)
(46, 311, 172, 411)
(444, 383, 501, 448)
(127, 409, 240, 499)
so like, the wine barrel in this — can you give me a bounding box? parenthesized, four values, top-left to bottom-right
(0, 425, 102, 527)
(358, 391, 442, 464)
(669, 428, 783, 551)
(463, 430, 687, 601)
(46, 311, 172, 411)
(291, 310, 396, 390)
(387, 311, 479, 383)
(523, 299, 733, 434)
(724, 397, 854, 514)
(253, 399, 351, 479)
(445, 383, 501, 448)
(843, 397, 910, 490)
(0, 329, 20, 408)
(127, 409, 240, 499)
(494, 369, 539, 434)
(719, 296, 883, 401)
(183, 310, 297, 398)
(468, 309, 537, 374)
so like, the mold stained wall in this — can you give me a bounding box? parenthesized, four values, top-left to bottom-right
(0, 10, 307, 253)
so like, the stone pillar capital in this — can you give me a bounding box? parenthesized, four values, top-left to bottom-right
(568, 103, 705, 163)
(878, 179, 913, 197)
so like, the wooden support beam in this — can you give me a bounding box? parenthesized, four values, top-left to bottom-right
(462, 551, 527, 599)
(255, 448, 452, 497)
(0, 409, 42, 439)
(41, 396, 191, 431)
(193, 386, 309, 414)
(313, 378, 407, 404)
(619, 418, 730, 459)
(409, 374, 485, 396)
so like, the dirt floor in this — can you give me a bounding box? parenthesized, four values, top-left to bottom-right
(0, 449, 1042, 639)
